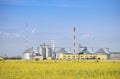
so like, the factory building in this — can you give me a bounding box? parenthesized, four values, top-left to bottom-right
(37, 40, 55, 59)
(23, 40, 55, 60)
(59, 53, 107, 60)
(33, 53, 43, 60)
(56, 48, 69, 59)
(94, 48, 109, 55)
(57, 47, 108, 60)
(37, 44, 51, 59)
(23, 47, 43, 60)
(22, 27, 120, 60)
(78, 47, 93, 54)
(23, 47, 35, 60)
(23, 43, 110, 60)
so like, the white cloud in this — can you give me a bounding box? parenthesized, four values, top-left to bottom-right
(31, 28, 36, 33)
(14, 33, 21, 38)
(0, 32, 11, 38)
(81, 33, 93, 39)
(31, 28, 39, 34)
(0, 32, 24, 38)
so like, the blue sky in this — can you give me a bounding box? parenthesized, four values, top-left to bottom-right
(0, 0, 120, 56)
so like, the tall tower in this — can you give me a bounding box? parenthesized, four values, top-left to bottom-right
(73, 27, 76, 54)
(50, 40, 55, 58)
(50, 40, 55, 51)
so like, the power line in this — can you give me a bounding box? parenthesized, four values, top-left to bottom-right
(25, 24, 29, 49)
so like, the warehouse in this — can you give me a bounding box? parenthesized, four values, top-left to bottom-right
(59, 53, 107, 60)
(58, 48, 108, 60)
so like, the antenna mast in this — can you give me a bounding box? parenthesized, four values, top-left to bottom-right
(73, 27, 76, 54)
(25, 24, 29, 49)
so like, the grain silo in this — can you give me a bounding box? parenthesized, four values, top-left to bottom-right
(23, 47, 35, 60)
(37, 41, 55, 59)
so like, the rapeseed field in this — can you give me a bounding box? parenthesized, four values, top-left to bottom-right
(0, 60, 120, 79)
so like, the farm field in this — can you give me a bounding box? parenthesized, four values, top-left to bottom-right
(0, 60, 120, 79)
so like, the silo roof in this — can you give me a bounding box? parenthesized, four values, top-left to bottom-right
(83, 49, 92, 54)
(24, 47, 35, 53)
(94, 48, 108, 54)
(56, 48, 68, 53)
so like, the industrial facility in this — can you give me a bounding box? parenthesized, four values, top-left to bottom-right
(23, 40, 55, 60)
(23, 27, 120, 60)
(23, 42, 110, 60)
(23, 42, 120, 60)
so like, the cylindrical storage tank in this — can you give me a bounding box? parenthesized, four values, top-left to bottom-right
(23, 53, 31, 60)
(42, 48, 46, 58)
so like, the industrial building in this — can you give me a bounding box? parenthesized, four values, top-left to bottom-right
(94, 48, 109, 55)
(56, 47, 108, 60)
(23, 45, 120, 60)
(22, 26, 119, 60)
(37, 40, 55, 59)
(23, 42, 110, 60)
(23, 40, 55, 60)
(23, 47, 43, 60)
(59, 54, 107, 60)
(23, 47, 35, 60)
(56, 48, 68, 59)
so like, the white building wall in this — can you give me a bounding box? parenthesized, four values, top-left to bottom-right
(50, 40, 55, 59)
(110, 54, 120, 60)
(46, 47, 49, 58)
(56, 53, 60, 59)
(39, 47, 42, 55)
(38, 41, 55, 59)
(24, 53, 31, 60)
(50, 40, 55, 51)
